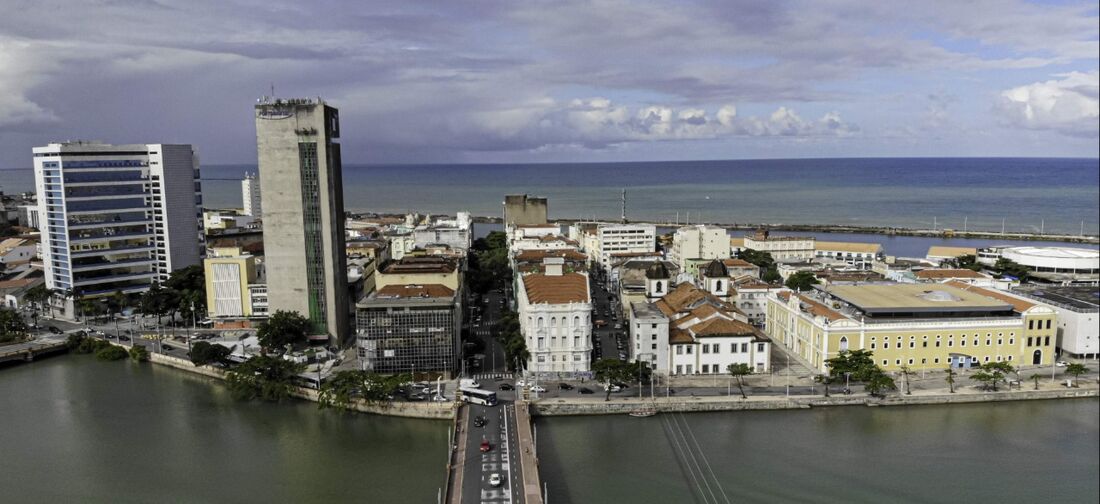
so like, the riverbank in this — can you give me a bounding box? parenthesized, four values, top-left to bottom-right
(528, 381, 1098, 416)
(143, 349, 457, 419)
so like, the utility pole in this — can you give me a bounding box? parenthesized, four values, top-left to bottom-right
(621, 188, 627, 224)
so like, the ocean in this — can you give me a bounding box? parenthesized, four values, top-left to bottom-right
(4, 158, 1098, 234)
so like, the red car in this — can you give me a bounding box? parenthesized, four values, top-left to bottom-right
(480, 440, 491, 452)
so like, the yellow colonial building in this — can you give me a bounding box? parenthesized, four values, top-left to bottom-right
(765, 281, 1057, 373)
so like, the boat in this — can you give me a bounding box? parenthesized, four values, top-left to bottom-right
(629, 407, 658, 418)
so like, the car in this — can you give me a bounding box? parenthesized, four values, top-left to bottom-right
(604, 384, 622, 392)
(558, 383, 574, 390)
(460, 378, 481, 389)
(162, 344, 174, 351)
(578, 387, 594, 394)
(118, 335, 131, 342)
(473, 416, 487, 427)
(431, 395, 449, 402)
(594, 320, 607, 327)
(1056, 361, 1069, 367)
(515, 379, 528, 388)
(480, 440, 491, 452)
(498, 383, 514, 391)
(488, 473, 502, 487)
(614, 323, 622, 330)
(47, 326, 63, 334)
(529, 385, 546, 393)
(406, 394, 425, 402)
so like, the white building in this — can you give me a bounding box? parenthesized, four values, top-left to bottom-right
(17, 204, 40, 230)
(814, 241, 883, 269)
(413, 212, 472, 252)
(0, 238, 36, 269)
(668, 224, 728, 271)
(517, 261, 592, 373)
(593, 223, 656, 270)
(33, 141, 203, 317)
(981, 246, 1099, 285)
(241, 172, 261, 217)
(630, 281, 771, 376)
(1009, 285, 1098, 359)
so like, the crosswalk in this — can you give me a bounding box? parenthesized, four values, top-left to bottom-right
(474, 372, 514, 381)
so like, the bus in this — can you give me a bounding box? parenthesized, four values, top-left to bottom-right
(459, 387, 498, 406)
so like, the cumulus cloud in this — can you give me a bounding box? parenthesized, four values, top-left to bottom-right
(996, 71, 1100, 137)
(0, 40, 59, 128)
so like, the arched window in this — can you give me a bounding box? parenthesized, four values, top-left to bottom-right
(655, 281, 663, 293)
(537, 317, 544, 328)
(573, 316, 580, 327)
(839, 336, 848, 351)
(715, 280, 723, 292)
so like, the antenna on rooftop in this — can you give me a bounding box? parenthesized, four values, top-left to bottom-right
(270, 83, 275, 98)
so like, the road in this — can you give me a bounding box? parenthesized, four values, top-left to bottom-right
(468, 288, 511, 377)
(588, 267, 627, 363)
(460, 402, 521, 504)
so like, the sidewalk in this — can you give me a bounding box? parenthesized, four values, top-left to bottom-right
(446, 405, 468, 504)
(513, 402, 543, 504)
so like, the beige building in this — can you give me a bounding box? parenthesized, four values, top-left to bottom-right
(669, 224, 728, 271)
(732, 229, 815, 263)
(376, 256, 461, 292)
(926, 246, 978, 264)
(204, 246, 263, 319)
(766, 282, 1058, 373)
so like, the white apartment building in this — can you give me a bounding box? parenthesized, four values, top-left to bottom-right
(33, 141, 203, 317)
(593, 223, 656, 270)
(1009, 285, 1098, 359)
(814, 241, 883, 269)
(668, 224, 728, 271)
(413, 212, 472, 252)
(517, 262, 592, 374)
(241, 172, 261, 217)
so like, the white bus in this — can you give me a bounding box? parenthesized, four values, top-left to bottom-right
(459, 387, 498, 406)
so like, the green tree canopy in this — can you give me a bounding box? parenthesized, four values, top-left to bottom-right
(592, 359, 635, 401)
(1065, 363, 1089, 387)
(256, 310, 310, 352)
(784, 271, 820, 292)
(824, 349, 876, 380)
(189, 341, 232, 366)
(225, 355, 305, 402)
(727, 363, 752, 399)
(0, 307, 28, 343)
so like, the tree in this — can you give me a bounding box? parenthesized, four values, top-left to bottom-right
(24, 284, 57, 318)
(737, 248, 781, 284)
(129, 345, 149, 362)
(256, 310, 310, 353)
(899, 365, 913, 395)
(593, 359, 633, 401)
(946, 368, 957, 393)
(495, 310, 529, 372)
(825, 349, 875, 380)
(992, 258, 1029, 281)
(943, 254, 982, 272)
(1029, 373, 1042, 390)
(1065, 363, 1089, 387)
(318, 370, 410, 410)
(864, 371, 896, 397)
(189, 341, 231, 366)
(0, 307, 28, 344)
(225, 355, 305, 402)
(95, 345, 129, 361)
(728, 363, 752, 399)
(784, 271, 820, 292)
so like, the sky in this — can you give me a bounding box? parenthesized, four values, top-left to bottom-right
(0, 0, 1097, 168)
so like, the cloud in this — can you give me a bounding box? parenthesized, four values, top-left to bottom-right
(0, 39, 59, 129)
(996, 71, 1100, 137)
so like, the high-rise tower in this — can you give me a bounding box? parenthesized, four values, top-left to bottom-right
(241, 172, 261, 217)
(254, 97, 349, 344)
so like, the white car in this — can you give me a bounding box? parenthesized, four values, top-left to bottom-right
(431, 395, 449, 402)
(515, 379, 528, 388)
(1056, 361, 1069, 367)
(604, 384, 622, 392)
(488, 473, 502, 487)
(528, 385, 546, 393)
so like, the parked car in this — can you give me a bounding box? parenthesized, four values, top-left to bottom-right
(594, 320, 607, 327)
(604, 384, 622, 392)
(578, 387, 594, 394)
(162, 344, 174, 351)
(529, 385, 547, 393)
(47, 326, 63, 334)
(498, 383, 514, 391)
(118, 335, 131, 342)
(489, 473, 503, 487)
(558, 383, 574, 391)
(1056, 361, 1069, 367)
(515, 379, 528, 388)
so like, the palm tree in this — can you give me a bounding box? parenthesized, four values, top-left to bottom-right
(1065, 363, 1089, 388)
(728, 363, 752, 399)
(899, 365, 912, 395)
(1029, 373, 1042, 390)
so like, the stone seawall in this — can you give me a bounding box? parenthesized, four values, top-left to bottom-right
(530, 387, 1098, 416)
(144, 351, 455, 420)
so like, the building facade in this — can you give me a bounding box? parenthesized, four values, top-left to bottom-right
(255, 97, 349, 343)
(504, 194, 548, 227)
(241, 172, 261, 217)
(594, 223, 656, 270)
(765, 282, 1058, 373)
(203, 246, 263, 319)
(668, 225, 728, 271)
(734, 228, 815, 263)
(517, 265, 592, 373)
(356, 284, 460, 376)
(32, 141, 203, 316)
(1010, 285, 1099, 359)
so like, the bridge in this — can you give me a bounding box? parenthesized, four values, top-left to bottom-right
(446, 401, 543, 504)
(0, 338, 68, 364)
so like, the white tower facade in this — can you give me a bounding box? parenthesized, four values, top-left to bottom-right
(241, 172, 261, 217)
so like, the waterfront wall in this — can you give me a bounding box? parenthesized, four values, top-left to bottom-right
(145, 351, 456, 420)
(529, 387, 1098, 417)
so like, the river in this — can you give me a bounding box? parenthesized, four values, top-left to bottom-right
(536, 400, 1100, 503)
(0, 356, 449, 504)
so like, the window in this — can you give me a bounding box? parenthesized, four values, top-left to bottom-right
(731, 343, 738, 353)
(652, 344, 657, 350)
(908, 359, 914, 365)
(741, 343, 749, 353)
(960, 339, 966, 347)
(882, 360, 888, 366)
(1027, 337, 1033, 346)
(713, 344, 721, 354)
(839, 336, 848, 351)
(871, 343, 876, 350)
(910, 341, 915, 349)
(757, 343, 765, 352)
(537, 355, 545, 363)
(686, 346, 694, 354)
(895, 359, 901, 365)
(1045, 320, 1051, 330)
(703, 345, 710, 354)
(1044, 336, 1050, 346)
(934, 358, 940, 364)
(1028, 320, 1034, 330)
(884, 341, 890, 349)
(676, 365, 683, 374)
(676, 346, 683, 355)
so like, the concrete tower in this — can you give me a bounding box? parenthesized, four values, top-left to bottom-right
(255, 97, 349, 344)
(241, 172, 261, 217)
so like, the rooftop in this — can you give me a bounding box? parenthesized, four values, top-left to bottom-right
(515, 249, 587, 262)
(381, 257, 457, 275)
(927, 246, 977, 258)
(826, 283, 1011, 314)
(915, 268, 988, 280)
(522, 273, 589, 304)
(1011, 285, 1099, 312)
(375, 284, 455, 299)
(815, 241, 883, 254)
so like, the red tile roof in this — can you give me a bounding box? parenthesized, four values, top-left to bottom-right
(523, 273, 589, 304)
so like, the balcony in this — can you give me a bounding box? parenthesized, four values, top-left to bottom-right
(70, 244, 157, 258)
(72, 257, 156, 273)
(68, 218, 154, 230)
(69, 231, 154, 245)
(74, 271, 157, 288)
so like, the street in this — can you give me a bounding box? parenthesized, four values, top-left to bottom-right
(460, 402, 521, 504)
